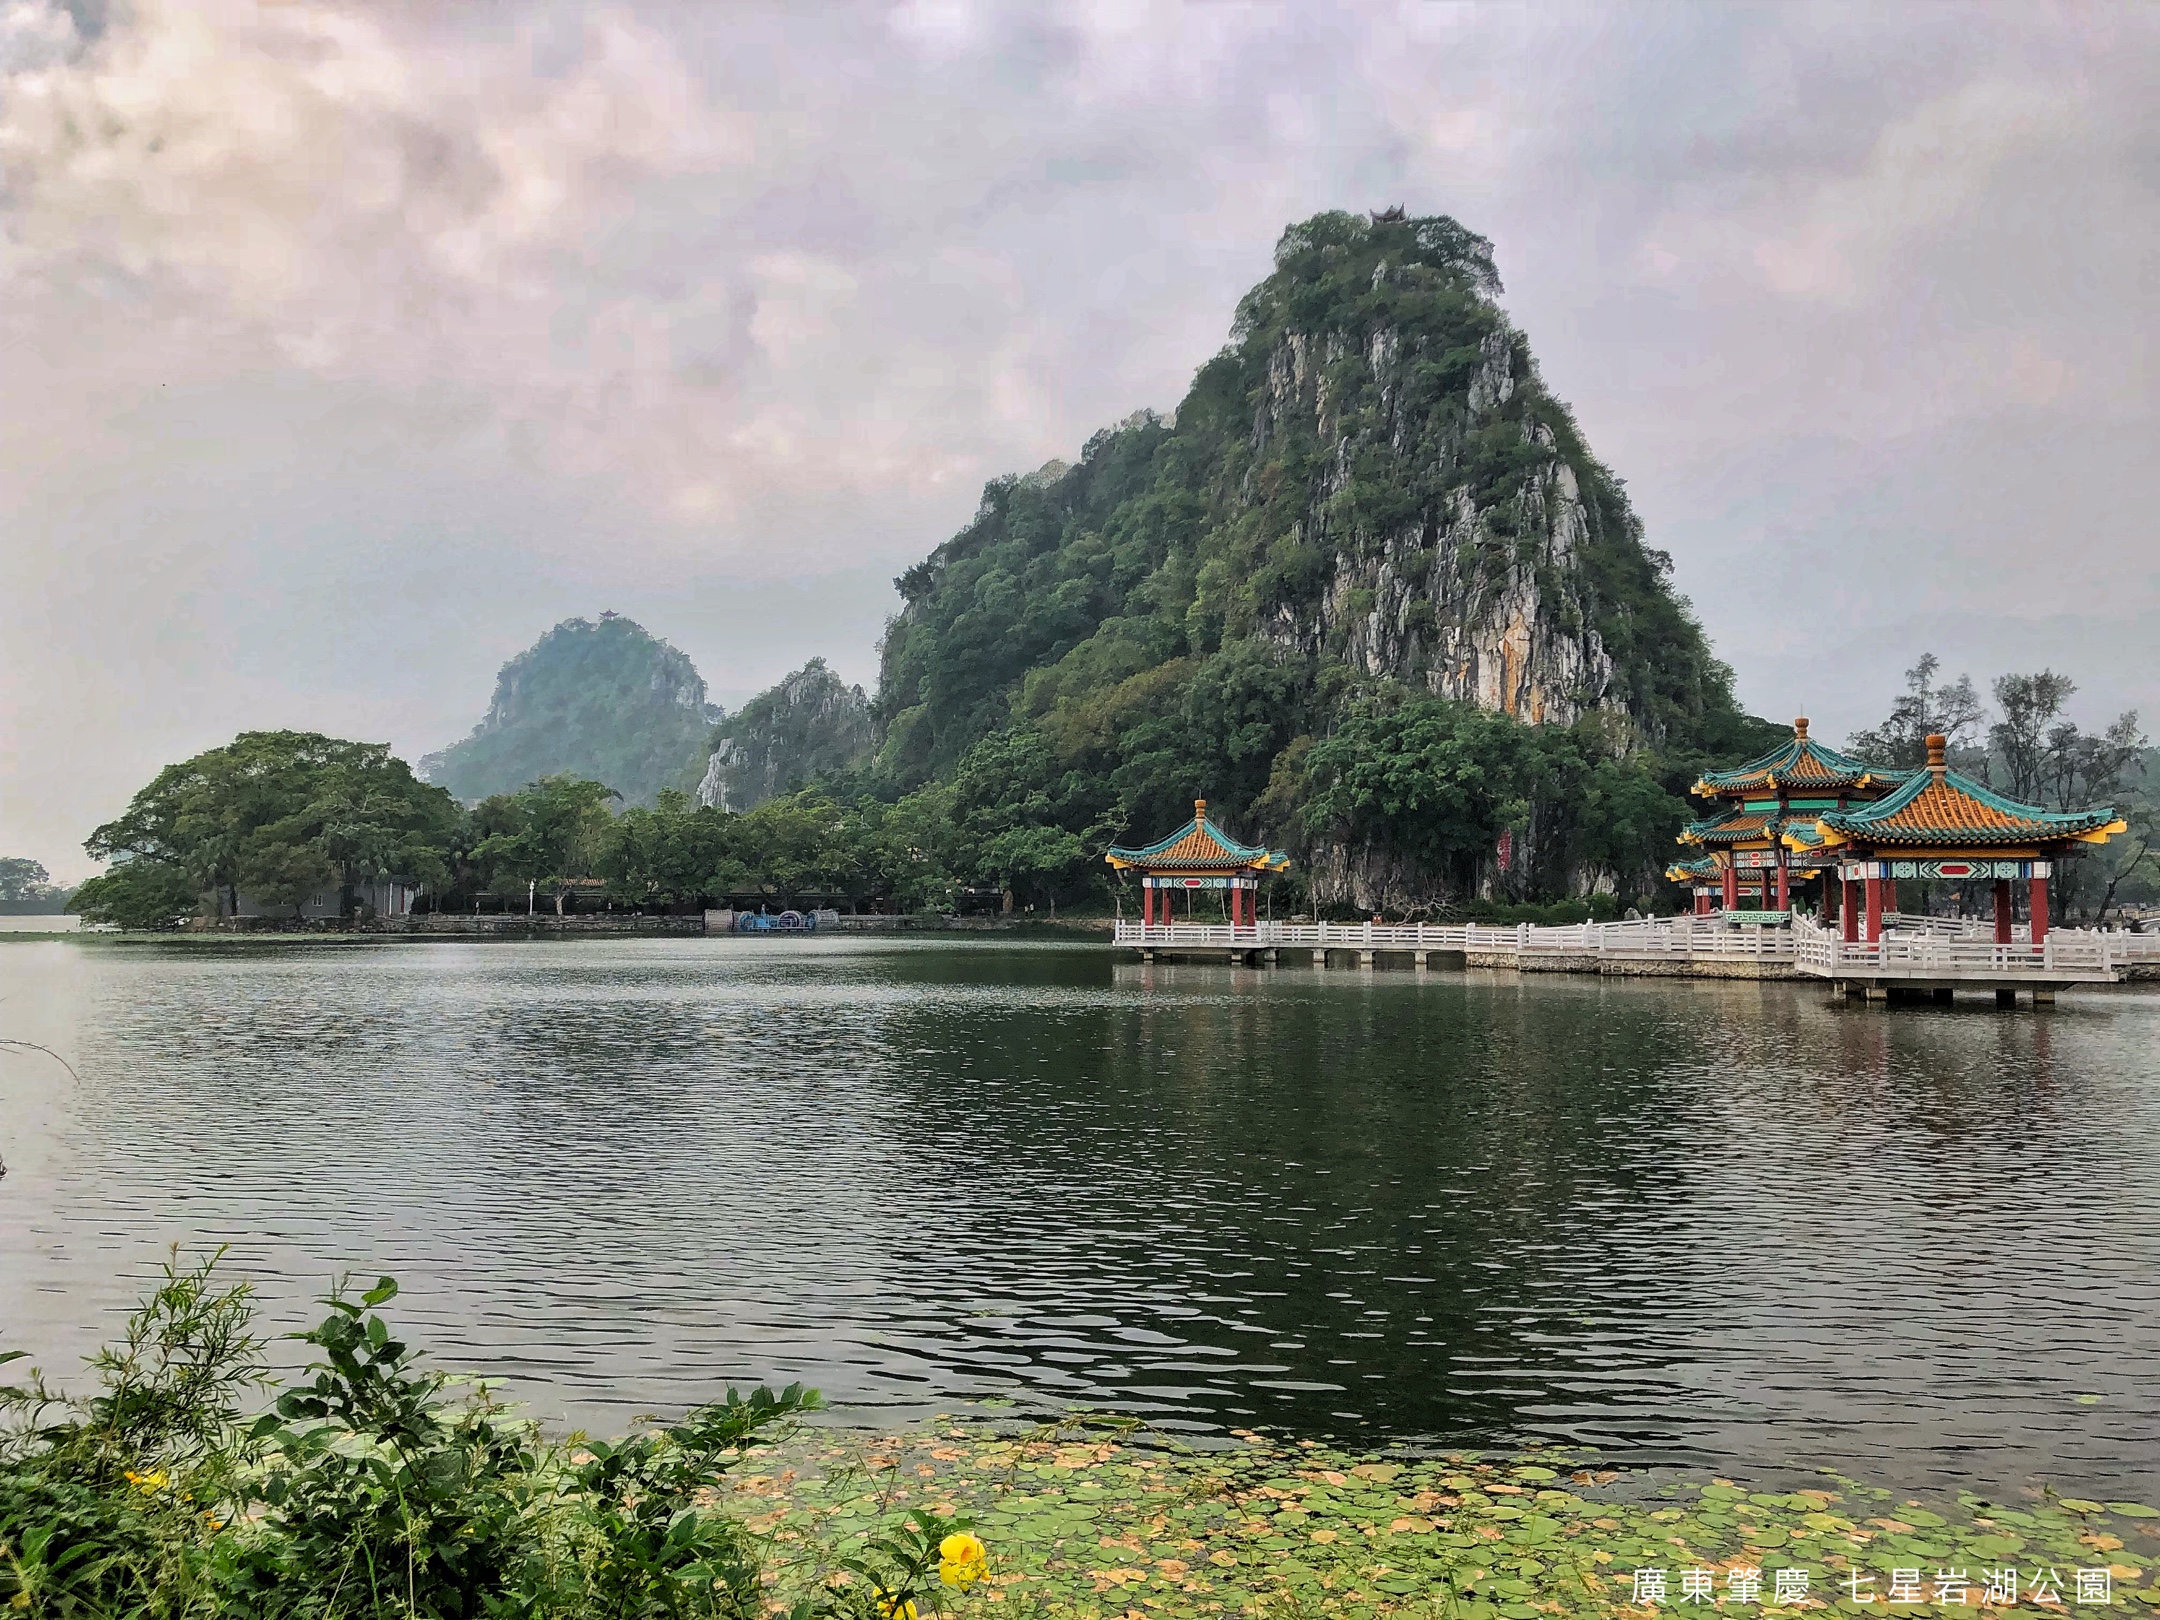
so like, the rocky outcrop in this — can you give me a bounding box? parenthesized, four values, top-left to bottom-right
(870, 210, 1743, 912)
(696, 658, 872, 810)
(1252, 320, 1617, 729)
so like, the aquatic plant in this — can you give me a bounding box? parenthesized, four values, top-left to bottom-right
(727, 1416, 2160, 1616)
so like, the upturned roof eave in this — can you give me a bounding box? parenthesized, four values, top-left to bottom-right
(1693, 735, 1884, 798)
(1812, 764, 2124, 849)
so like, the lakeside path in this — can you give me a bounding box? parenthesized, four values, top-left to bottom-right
(735, 1421, 2160, 1616)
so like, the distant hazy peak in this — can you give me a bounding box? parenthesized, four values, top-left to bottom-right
(420, 614, 717, 807)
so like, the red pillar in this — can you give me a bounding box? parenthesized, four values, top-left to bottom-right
(1842, 879, 1859, 943)
(1884, 878, 1899, 917)
(1993, 880, 2012, 945)
(1721, 864, 1738, 912)
(1864, 872, 1883, 943)
(2030, 873, 2049, 946)
(1776, 861, 1790, 911)
(1694, 890, 1711, 916)
(1144, 885, 1155, 927)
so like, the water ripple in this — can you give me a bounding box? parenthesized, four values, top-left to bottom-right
(1, 938, 2156, 1500)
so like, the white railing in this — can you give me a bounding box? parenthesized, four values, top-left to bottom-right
(1111, 914, 2155, 978)
(1790, 916, 2132, 980)
(1110, 917, 1800, 961)
(1869, 914, 2160, 958)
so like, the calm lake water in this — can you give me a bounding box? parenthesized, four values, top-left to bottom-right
(2, 937, 2157, 1502)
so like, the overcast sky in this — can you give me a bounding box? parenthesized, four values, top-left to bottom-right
(3, 1, 2154, 880)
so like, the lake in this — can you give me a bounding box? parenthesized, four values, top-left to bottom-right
(2, 936, 2156, 1503)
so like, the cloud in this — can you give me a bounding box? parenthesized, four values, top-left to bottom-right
(1636, 76, 2086, 306)
(0, 1, 773, 524)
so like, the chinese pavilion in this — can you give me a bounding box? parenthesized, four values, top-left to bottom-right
(1798, 733, 2127, 946)
(1664, 854, 1766, 915)
(1106, 799, 1291, 927)
(1678, 718, 1907, 914)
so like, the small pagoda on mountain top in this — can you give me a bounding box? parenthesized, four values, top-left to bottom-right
(1677, 718, 1905, 914)
(1800, 733, 2127, 945)
(1107, 799, 1291, 927)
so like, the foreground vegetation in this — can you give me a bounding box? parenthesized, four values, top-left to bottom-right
(8, 1262, 2159, 1615)
(0, 1258, 982, 1619)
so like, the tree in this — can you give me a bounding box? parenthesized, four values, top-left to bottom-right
(82, 732, 462, 920)
(2039, 710, 2146, 814)
(469, 776, 621, 910)
(1847, 653, 1985, 768)
(0, 858, 49, 903)
(0, 857, 71, 912)
(2094, 795, 2157, 926)
(843, 787, 960, 914)
(1988, 671, 2080, 803)
(979, 824, 1088, 913)
(1300, 696, 1537, 887)
(67, 861, 201, 929)
(598, 789, 730, 907)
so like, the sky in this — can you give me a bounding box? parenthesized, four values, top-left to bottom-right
(2, 1, 2154, 881)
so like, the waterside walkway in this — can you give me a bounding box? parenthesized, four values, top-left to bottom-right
(1114, 913, 2160, 1000)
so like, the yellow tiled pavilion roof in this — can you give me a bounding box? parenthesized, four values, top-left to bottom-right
(1692, 718, 1895, 798)
(1807, 737, 2127, 853)
(1106, 800, 1291, 873)
(1678, 810, 1773, 848)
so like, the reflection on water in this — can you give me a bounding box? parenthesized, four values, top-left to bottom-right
(1, 937, 2156, 1500)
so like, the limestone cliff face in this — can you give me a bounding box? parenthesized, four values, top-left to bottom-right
(1252, 319, 1617, 730)
(697, 658, 872, 811)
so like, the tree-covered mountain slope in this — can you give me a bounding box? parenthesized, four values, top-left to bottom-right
(421, 615, 717, 807)
(873, 211, 1778, 908)
(695, 658, 873, 811)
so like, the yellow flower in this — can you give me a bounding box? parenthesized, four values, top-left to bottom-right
(123, 1469, 169, 1495)
(877, 1596, 917, 1620)
(939, 1531, 989, 1589)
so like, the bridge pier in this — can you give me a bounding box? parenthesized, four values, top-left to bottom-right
(1413, 949, 1429, 971)
(1358, 950, 1375, 969)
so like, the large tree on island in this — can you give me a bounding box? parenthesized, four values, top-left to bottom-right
(72, 732, 461, 926)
